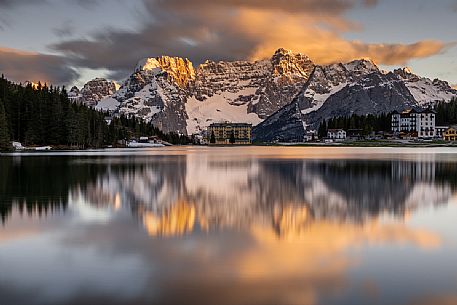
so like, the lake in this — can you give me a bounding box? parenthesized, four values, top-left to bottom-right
(1, 147, 457, 305)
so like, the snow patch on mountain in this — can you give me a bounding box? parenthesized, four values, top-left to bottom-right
(117, 80, 171, 121)
(71, 49, 457, 137)
(302, 82, 348, 115)
(96, 97, 120, 111)
(394, 67, 457, 105)
(405, 79, 456, 105)
(186, 89, 262, 135)
(68, 78, 119, 107)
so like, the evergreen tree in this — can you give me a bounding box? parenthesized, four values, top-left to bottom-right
(318, 120, 328, 138)
(322, 112, 393, 135)
(436, 98, 457, 125)
(0, 75, 192, 148)
(229, 130, 235, 144)
(0, 98, 10, 150)
(210, 131, 216, 144)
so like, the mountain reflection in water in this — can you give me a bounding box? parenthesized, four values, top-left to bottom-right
(0, 148, 457, 305)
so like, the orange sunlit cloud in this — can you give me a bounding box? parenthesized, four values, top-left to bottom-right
(232, 9, 447, 65)
(0, 46, 77, 85)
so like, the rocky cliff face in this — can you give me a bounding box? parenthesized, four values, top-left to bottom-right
(68, 78, 119, 107)
(73, 49, 457, 137)
(185, 48, 314, 133)
(253, 60, 457, 142)
(96, 49, 314, 134)
(393, 67, 457, 105)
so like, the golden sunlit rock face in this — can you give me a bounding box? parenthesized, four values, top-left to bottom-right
(271, 48, 314, 78)
(138, 56, 195, 88)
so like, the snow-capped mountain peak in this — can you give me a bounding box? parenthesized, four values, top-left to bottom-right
(344, 58, 379, 74)
(393, 67, 457, 105)
(72, 49, 456, 138)
(68, 78, 119, 107)
(394, 67, 420, 81)
(136, 58, 163, 72)
(271, 48, 314, 78)
(135, 56, 195, 88)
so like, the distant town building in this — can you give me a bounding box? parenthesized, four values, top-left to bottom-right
(443, 127, 457, 141)
(304, 130, 317, 142)
(391, 108, 436, 138)
(327, 129, 346, 141)
(208, 122, 252, 145)
(436, 126, 449, 139)
(347, 129, 364, 140)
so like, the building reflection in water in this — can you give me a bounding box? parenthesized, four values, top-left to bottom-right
(1, 153, 456, 235)
(3, 154, 454, 236)
(1, 151, 457, 305)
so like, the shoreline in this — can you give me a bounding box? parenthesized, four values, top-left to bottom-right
(2, 141, 457, 154)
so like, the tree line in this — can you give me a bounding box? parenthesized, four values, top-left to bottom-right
(317, 97, 457, 139)
(0, 75, 190, 151)
(435, 97, 457, 126)
(318, 113, 392, 138)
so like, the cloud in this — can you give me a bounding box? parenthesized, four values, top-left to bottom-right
(412, 295, 457, 305)
(452, 1, 457, 12)
(157, 0, 378, 14)
(0, 0, 47, 29)
(0, 46, 78, 85)
(49, 0, 447, 82)
(53, 21, 76, 38)
(73, 0, 104, 9)
(233, 9, 447, 65)
(0, 0, 46, 7)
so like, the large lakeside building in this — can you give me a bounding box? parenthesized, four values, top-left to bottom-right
(391, 109, 436, 138)
(208, 122, 252, 145)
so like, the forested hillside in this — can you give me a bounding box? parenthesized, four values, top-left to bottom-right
(317, 113, 392, 138)
(316, 97, 457, 138)
(435, 98, 457, 126)
(0, 75, 189, 151)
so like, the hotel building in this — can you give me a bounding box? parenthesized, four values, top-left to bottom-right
(391, 108, 436, 138)
(208, 122, 252, 145)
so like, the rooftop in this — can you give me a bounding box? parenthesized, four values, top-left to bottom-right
(209, 122, 252, 127)
(393, 108, 436, 115)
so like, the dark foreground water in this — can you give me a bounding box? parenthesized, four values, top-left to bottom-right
(1, 147, 457, 305)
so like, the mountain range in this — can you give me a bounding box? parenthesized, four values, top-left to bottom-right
(68, 48, 457, 141)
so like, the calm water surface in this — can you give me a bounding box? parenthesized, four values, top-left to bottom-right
(1, 147, 457, 305)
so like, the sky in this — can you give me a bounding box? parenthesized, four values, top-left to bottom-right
(0, 0, 456, 88)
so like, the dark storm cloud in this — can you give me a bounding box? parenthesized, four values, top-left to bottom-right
(0, 47, 78, 85)
(50, 0, 448, 82)
(52, 15, 259, 80)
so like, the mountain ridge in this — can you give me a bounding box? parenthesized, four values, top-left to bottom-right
(70, 49, 457, 138)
